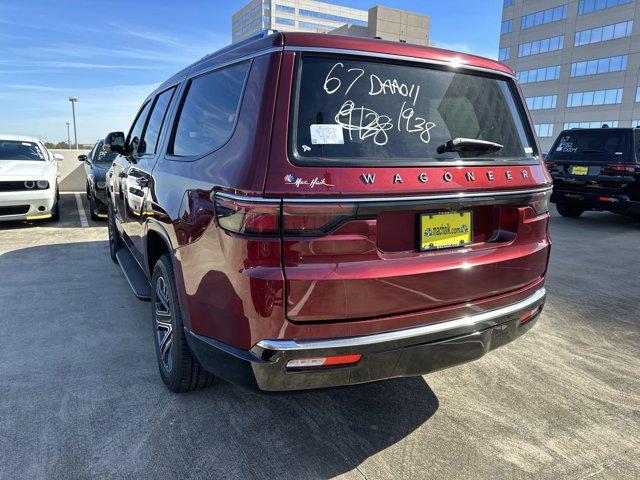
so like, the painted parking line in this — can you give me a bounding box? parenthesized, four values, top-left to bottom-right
(74, 193, 88, 228)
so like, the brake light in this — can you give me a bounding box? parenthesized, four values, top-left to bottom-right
(603, 164, 637, 174)
(283, 203, 358, 237)
(214, 196, 280, 236)
(286, 354, 362, 370)
(529, 189, 551, 215)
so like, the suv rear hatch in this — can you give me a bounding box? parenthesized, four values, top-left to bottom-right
(265, 50, 550, 322)
(546, 129, 639, 197)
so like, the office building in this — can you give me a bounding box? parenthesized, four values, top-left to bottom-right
(232, 1, 430, 46)
(499, 0, 640, 151)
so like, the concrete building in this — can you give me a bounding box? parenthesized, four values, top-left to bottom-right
(499, 0, 640, 152)
(232, 1, 430, 46)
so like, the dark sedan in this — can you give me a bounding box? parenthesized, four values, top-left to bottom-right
(79, 140, 116, 220)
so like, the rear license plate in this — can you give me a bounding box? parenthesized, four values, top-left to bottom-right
(572, 166, 589, 175)
(419, 211, 472, 251)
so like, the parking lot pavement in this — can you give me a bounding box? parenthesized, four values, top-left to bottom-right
(0, 196, 638, 480)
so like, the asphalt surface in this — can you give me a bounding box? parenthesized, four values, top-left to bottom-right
(0, 193, 638, 480)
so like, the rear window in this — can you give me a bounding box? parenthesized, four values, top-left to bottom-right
(546, 130, 632, 163)
(170, 61, 250, 157)
(289, 55, 536, 166)
(0, 141, 45, 161)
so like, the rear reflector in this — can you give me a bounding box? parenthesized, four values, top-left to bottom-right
(286, 354, 362, 370)
(519, 306, 541, 325)
(598, 197, 617, 202)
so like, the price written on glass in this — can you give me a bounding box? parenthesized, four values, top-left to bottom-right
(322, 62, 436, 146)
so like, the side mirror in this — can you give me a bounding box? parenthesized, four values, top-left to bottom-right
(54, 153, 64, 161)
(77, 154, 88, 162)
(104, 132, 126, 154)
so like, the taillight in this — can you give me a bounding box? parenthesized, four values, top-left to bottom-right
(529, 189, 551, 215)
(602, 164, 637, 174)
(544, 162, 558, 173)
(283, 203, 358, 236)
(214, 195, 280, 236)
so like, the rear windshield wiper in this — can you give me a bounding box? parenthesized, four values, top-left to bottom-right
(581, 149, 603, 154)
(436, 138, 504, 154)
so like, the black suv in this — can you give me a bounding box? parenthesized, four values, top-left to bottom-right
(546, 127, 640, 217)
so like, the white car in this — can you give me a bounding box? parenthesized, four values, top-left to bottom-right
(0, 135, 62, 222)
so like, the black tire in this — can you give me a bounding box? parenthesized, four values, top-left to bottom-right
(107, 202, 122, 263)
(151, 254, 215, 393)
(89, 195, 100, 221)
(557, 204, 584, 218)
(86, 182, 91, 200)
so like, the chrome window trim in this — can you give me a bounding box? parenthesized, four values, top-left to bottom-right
(215, 185, 552, 204)
(283, 46, 517, 79)
(187, 46, 283, 79)
(256, 288, 546, 351)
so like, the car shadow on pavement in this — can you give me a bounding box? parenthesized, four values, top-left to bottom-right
(0, 240, 439, 480)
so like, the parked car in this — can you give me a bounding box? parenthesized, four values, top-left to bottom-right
(104, 32, 551, 393)
(79, 140, 116, 220)
(545, 127, 640, 218)
(0, 134, 61, 222)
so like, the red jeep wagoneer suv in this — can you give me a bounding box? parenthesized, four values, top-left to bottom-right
(104, 32, 551, 392)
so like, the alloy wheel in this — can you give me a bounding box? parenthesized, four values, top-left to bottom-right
(154, 276, 173, 373)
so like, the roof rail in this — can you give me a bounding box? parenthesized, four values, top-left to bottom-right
(196, 29, 279, 65)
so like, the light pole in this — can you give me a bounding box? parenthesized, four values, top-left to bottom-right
(66, 122, 71, 149)
(68, 97, 78, 149)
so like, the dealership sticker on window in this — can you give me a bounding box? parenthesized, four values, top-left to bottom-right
(310, 124, 344, 145)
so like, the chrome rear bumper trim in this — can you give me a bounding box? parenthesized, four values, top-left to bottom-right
(256, 288, 546, 351)
(216, 186, 552, 204)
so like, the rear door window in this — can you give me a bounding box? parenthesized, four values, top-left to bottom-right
(140, 87, 176, 156)
(546, 130, 632, 163)
(290, 55, 536, 166)
(170, 61, 250, 157)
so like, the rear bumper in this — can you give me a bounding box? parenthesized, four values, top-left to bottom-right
(552, 188, 639, 213)
(187, 287, 546, 392)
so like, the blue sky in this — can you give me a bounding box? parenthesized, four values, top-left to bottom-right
(0, 0, 503, 143)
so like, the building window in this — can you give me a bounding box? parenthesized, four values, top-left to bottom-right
(578, 0, 633, 15)
(501, 20, 513, 35)
(298, 21, 332, 32)
(518, 36, 564, 57)
(570, 55, 628, 77)
(504, 0, 515, 7)
(499, 47, 510, 61)
(276, 17, 295, 26)
(262, 1, 270, 9)
(632, 120, 640, 127)
(564, 121, 619, 129)
(298, 9, 367, 27)
(567, 88, 623, 107)
(535, 124, 554, 138)
(521, 5, 567, 30)
(275, 4, 295, 14)
(526, 95, 558, 110)
(517, 65, 561, 84)
(575, 20, 633, 46)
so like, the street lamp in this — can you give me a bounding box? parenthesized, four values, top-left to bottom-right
(66, 122, 71, 150)
(68, 97, 78, 149)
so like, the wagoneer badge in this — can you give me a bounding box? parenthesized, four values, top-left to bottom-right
(360, 170, 529, 185)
